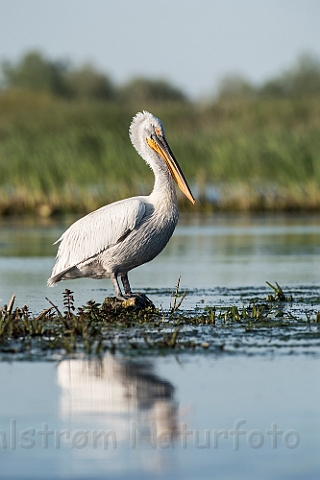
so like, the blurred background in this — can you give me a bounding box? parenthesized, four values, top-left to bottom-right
(1, 0, 320, 216)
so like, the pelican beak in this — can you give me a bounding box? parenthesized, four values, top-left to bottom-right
(146, 135, 196, 205)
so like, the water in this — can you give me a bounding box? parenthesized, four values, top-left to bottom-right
(0, 212, 319, 311)
(0, 355, 319, 480)
(0, 213, 319, 479)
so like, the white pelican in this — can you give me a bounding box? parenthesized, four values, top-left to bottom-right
(47, 111, 195, 301)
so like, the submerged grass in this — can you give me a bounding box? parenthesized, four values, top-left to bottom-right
(0, 282, 319, 359)
(1, 91, 320, 215)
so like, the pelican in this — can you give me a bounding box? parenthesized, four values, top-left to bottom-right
(47, 111, 195, 302)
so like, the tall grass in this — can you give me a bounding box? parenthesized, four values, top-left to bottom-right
(0, 89, 320, 215)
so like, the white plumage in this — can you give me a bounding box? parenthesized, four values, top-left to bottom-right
(48, 111, 195, 301)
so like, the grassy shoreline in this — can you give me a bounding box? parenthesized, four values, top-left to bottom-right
(1, 90, 320, 215)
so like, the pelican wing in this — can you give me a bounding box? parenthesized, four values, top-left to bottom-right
(51, 198, 146, 276)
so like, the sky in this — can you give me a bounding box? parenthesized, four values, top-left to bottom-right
(1, 0, 320, 98)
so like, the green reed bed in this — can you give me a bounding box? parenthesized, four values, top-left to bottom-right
(0, 90, 320, 215)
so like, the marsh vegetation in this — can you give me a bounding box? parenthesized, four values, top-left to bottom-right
(0, 51, 320, 215)
(0, 281, 319, 360)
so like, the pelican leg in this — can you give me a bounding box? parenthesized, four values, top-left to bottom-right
(121, 273, 132, 296)
(110, 273, 126, 301)
(121, 273, 155, 309)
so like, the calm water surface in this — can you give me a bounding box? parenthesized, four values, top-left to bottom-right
(0, 355, 319, 480)
(0, 212, 319, 311)
(0, 213, 319, 479)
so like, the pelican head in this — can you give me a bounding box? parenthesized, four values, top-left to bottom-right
(129, 111, 195, 204)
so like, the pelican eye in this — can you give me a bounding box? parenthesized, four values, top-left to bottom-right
(154, 127, 161, 136)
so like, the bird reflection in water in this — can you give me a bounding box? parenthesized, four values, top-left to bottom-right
(57, 355, 178, 447)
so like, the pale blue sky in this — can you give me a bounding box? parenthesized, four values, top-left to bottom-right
(1, 0, 320, 98)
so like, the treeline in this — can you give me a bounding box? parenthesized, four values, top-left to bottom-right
(1, 50, 320, 102)
(218, 53, 320, 99)
(0, 51, 186, 103)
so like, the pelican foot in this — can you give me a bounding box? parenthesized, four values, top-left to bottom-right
(122, 293, 155, 310)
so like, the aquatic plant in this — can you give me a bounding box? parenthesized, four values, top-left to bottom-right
(0, 282, 319, 359)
